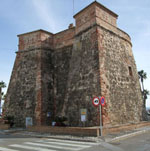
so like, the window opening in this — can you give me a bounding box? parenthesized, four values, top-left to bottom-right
(128, 66, 133, 76)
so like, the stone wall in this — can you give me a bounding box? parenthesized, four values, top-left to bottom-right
(97, 26, 143, 126)
(53, 46, 73, 117)
(40, 49, 54, 125)
(4, 49, 39, 126)
(4, 30, 55, 127)
(62, 27, 101, 126)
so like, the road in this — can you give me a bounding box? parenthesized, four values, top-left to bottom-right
(83, 131, 150, 151)
(0, 131, 150, 151)
(111, 131, 150, 151)
(0, 132, 98, 151)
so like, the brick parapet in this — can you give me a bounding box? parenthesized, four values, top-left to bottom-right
(74, 4, 97, 35)
(53, 28, 75, 49)
(18, 30, 53, 51)
(18, 28, 75, 51)
(73, 1, 131, 47)
(95, 3, 117, 27)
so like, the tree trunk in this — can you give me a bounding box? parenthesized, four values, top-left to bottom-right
(141, 81, 144, 92)
(0, 88, 1, 114)
(141, 80, 146, 108)
(142, 107, 148, 121)
(140, 77, 144, 91)
(143, 97, 146, 110)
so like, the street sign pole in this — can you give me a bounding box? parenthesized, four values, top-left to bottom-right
(92, 96, 105, 137)
(99, 104, 102, 136)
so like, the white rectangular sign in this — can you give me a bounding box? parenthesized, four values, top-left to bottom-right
(81, 115, 86, 122)
(26, 117, 33, 127)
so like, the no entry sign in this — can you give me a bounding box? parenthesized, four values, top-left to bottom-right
(92, 97, 100, 107)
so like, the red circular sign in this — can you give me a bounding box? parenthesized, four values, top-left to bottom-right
(92, 97, 100, 107)
(100, 96, 105, 106)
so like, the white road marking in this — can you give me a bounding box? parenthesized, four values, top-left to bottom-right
(10, 144, 56, 151)
(0, 147, 19, 151)
(2, 138, 95, 151)
(36, 140, 91, 148)
(24, 142, 82, 151)
(46, 138, 97, 145)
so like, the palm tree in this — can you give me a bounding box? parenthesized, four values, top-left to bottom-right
(0, 81, 6, 114)
(138, 70, 148, 106)
(138, 70, 147, 91)
(138, 70, 150, 121)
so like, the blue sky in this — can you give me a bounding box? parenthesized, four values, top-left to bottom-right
(0, 0, 150, 106)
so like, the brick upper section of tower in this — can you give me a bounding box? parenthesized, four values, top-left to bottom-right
(17, 1, 131, 51)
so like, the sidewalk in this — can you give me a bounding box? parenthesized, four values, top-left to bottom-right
(104, 126, 150, 142)
(1, 126, 150, 143)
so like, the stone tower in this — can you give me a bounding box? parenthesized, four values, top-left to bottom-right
(4, 1, 143, 127)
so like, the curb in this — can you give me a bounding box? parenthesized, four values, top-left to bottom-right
(108, 128, 150, 143)
(13, 131, 101, 142)
(2, 129, 25, 134)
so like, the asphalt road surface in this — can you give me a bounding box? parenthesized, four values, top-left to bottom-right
(0, 132, 98, 151)
(82, 131, 150, 151)
(0, 131, 150, 151)
(111, 131, 150, 151)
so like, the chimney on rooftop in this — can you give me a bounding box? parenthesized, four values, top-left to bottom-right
(68, 23, 74, 29)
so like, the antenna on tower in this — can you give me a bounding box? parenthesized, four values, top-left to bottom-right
(73, 0, 74, 16)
